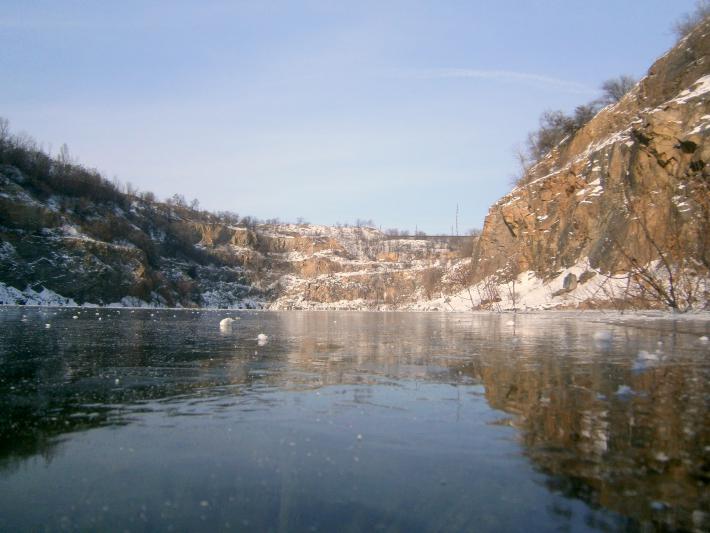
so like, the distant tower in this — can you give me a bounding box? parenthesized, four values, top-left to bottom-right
(455, 204, 459, 236)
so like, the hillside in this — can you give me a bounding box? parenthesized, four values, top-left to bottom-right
(446, 18, 710, 311)
(1, 20, 709, 311)
(0, 158, 472, 308)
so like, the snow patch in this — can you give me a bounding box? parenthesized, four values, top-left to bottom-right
(0, 282, 77, 306)
(671, 74, 710, 105)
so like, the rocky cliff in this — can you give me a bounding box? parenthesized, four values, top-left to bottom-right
(463, 19, 710, 311)
(0, 161, 472, 308)
(2, 21, 709, 311)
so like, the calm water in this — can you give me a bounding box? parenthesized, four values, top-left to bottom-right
(0, 308, 708, 532)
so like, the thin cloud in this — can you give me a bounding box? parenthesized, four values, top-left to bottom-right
(385, 68, 596, 94)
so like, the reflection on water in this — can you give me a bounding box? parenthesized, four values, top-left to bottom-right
(0, 308, 708, 531)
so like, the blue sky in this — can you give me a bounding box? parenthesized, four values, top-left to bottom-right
(1, 1, 696, 233)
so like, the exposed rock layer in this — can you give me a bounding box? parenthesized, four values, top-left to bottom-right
(0, 168, 472, 308)
(472, 20, 710, 306)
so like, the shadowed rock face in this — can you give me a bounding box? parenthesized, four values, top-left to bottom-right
(472, 20, 710, 284)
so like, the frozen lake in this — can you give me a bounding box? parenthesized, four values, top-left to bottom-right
(0, 308, 708, 531)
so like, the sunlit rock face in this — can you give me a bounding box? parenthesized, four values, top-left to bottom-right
(472, 20, 710, 294)
(0, 173, 474, 308)
(2, 23, 709, 310)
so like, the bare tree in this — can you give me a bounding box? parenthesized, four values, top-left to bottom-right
(421, 267, 443, 300)
(58, 143, 74, 165)
(140, 190, 156, 203)
(526, 110, 580, 162)
(476, 277, 502, 312)
(673, 0, 710, 39)
(504, 256, 522, 311)
(111, 175, 123, 192)
(600, 75, 637, 105)
(0, 117, 9, 144)
(355, 218, 374, 228)
(605, 183, 709, 312)
(514, 72, 637, 174)
(217, 210, 240, 224)
(511, 143, 532, 186)
(448, 260, 476, 310)
(573, 103, 600, 126)
(610, 230, 704, 312)
(167, 193, 187, 207)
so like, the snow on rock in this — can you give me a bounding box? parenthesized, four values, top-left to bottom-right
(109, 296, 153, 308)
(202, 289, 265, 310)
(637, 350, 660, 361)
(616, 385, 633, 396)
(0, 282, 77, 307)
(0, 241, 17, 260)
(670, 74, 710, 105)
(397, 255, 710, 312)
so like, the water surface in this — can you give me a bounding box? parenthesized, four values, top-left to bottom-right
(0, 308, 708, 531)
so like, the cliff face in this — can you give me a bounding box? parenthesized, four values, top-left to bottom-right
(2, 23, 709, 311)
(0, 165, 472, 308)
(196, 226, 472, 309)
(0, 178, 254, 307)
(467, 20, 710, 310)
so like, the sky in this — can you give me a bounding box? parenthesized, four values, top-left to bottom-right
(0, 1, 697, 234)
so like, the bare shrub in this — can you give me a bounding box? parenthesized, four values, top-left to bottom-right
(673, 0, 710, 39)
(514, 75, 635, 186)
(600, 75, 637, 104)
(421, 267, 443, 300)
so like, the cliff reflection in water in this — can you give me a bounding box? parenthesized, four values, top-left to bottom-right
(0, 308, 708, 530)
(276, 312, 709, 530)
(471, 317, 709, 531)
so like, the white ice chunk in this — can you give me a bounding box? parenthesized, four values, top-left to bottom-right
(219, 317, 235, 330)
